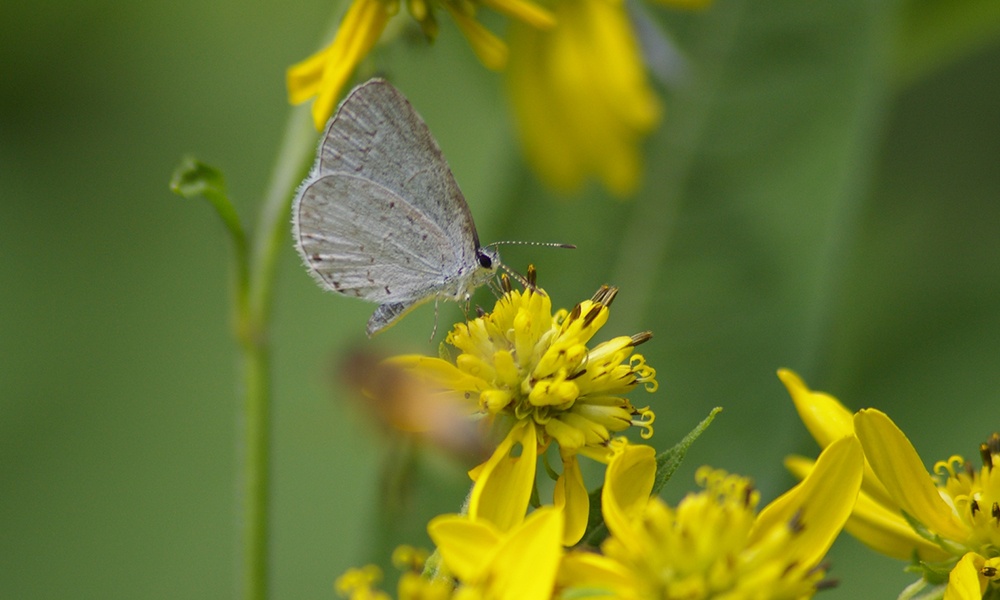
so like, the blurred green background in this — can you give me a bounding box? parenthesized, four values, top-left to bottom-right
(2, 0, 999, 597)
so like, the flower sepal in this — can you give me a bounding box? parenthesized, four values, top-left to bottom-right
(899, 509, 972, 561)
(897, 577, 947, 600)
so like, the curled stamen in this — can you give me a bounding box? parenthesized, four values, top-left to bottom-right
(935, 456, 964, 478)
(633, 407, 655, 439)
(630, 354, 658, 392)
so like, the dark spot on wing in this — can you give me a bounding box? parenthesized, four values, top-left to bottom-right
(385, 286, 391, 295)
(389, 201, 395, 208)
(333, 281, 341, 290)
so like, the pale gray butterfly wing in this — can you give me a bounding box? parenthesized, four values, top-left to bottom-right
(293, 79, 497, 336)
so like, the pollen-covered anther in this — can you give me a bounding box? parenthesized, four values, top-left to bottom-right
(987, 432, 1000, 456)
(630, 331, 653, 346)
(589, 285, 612, 304)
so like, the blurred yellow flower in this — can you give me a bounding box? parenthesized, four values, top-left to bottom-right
(288, 0, 555, 130)
(558, 436, 864, 599)
(391, 278, 656, 545)
(506, 0, 707, 197)
(781, 369, 1000, 599)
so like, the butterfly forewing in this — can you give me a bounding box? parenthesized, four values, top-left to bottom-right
(315, 79, 479, 255)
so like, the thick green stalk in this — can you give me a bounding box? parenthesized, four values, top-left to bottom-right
(238, 106, 316, 600)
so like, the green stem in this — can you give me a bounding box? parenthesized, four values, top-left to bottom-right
(238, 106, 317, 600)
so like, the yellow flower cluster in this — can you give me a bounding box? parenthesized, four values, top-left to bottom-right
(338, 284, 868, 600)
(337, 437, 864, 600)
(392, 280, 656, 542)
(781, 369, 1000, 600)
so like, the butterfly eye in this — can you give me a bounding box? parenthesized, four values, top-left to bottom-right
(477, 251, 493, 269)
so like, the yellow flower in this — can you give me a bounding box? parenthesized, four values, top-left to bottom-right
(505, 0, 707, 197)
(780, 369, 1000, 599)
(392, 281, 657, 544)
(427, 506, 565, 600)
(335, 564, 392, 600)
(558, 436, 864, 599)
(288, 0, 555, 130)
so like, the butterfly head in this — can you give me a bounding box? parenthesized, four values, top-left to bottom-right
(476, 246, 501, 272)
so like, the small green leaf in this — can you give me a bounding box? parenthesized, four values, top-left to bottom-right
(170, 156, 246, 249)
(651, 407, 722, 496)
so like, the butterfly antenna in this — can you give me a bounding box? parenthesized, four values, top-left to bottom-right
(485, 241, 576, 250)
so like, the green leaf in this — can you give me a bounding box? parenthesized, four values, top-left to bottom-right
(651, 407, 721, 496)
(170, 156, 246, 250)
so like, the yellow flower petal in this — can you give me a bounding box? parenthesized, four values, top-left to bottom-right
(778, 368, 854, 445)
(286, 45, 335, 105)
(429, 508, 564, 600)
(505, 0, 660, 196)
(557, 551, 632, 598)
(286, 0, 391, 129)
(445, 5, 508, 70)
(480, 0, 556, 29)
(847, 482, 953, 562)
(490, 507, 564, 600)
(469, 421, 537, 532)
(753, 436, 863, 567)
(944, 552, 988, 600)
(780, 369, 897, 507)
(428, 515, 502, 583)
(854, 409, 969, 543)
(554, 454, 589, 545)
(602, 441, 656, 552)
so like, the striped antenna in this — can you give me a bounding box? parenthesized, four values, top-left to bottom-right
(484, 240, 577, 250)
(484, 241, 574, 291)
